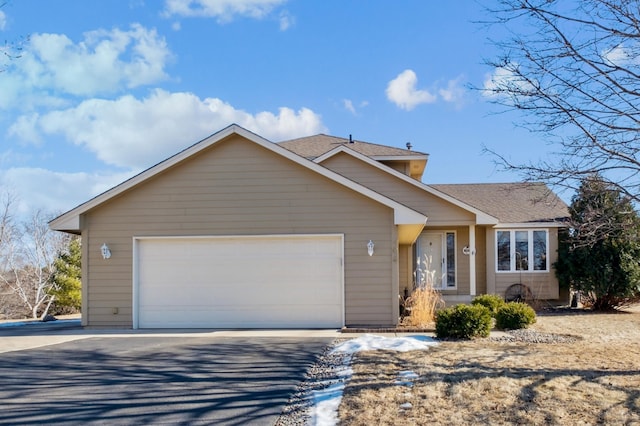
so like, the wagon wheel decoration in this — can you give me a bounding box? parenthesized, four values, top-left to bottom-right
(504, 283, 534, 303)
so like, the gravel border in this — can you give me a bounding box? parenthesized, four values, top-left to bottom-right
(489, 329, 580, 344)
(275, 339, 349, 426)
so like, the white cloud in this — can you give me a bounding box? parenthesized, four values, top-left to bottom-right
(0, 24, 171, 109)
(343, 99, 356, 114)
(602, 44, 640, 67)
(8, 114, 43, 145)
(483, 64, 535, 98)
(603, 45, 628, 65)
(9, 89, 327, 169)
(438, 77, 466, 107)
(0, 10, 6, 31)
(342, 99, 369, 115)
(279, 10, 294, 31)
(0, 167, 135, 218)
(386, 69, 437, 111)
(163, 0, 287, 23)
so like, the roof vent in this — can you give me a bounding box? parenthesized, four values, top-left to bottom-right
(349, 134, 354, 144)
(406, 142, 412, 150)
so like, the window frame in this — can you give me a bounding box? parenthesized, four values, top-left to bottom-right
(444, 231, 457, 289)
(495, 229, 549, 273)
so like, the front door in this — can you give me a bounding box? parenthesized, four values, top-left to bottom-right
(417, 233, 445, 288)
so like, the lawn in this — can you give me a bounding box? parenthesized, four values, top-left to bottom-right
(338, 306, 640, 425)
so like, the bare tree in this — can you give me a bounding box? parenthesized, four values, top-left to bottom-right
(0, 195, 69, 319)
(0, 2, 26, 73)
(482, 0, 640, 206)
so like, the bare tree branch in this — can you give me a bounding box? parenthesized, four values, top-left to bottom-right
(482, 0, 640, 205)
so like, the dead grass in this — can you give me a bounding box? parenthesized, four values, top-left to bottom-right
(401, 287, 445, 328)
(339, 306, 640, 425)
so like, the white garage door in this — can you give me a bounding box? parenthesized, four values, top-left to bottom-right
(134, 235, 344, 328)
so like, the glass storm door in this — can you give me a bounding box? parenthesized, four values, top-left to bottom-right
(417, 233, 445, 288)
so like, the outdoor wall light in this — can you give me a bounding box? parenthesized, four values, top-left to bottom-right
(367, 240, 375, 256)
(101, 243, 112, 260)
(462, 246, 476, 256)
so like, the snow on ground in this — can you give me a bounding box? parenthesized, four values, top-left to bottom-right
(395, 370, 420, 387)
(309, 334, 438, 426)
(0, 319, 81, 327)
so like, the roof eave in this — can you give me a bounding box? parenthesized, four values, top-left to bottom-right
(493, 221, 569, 228)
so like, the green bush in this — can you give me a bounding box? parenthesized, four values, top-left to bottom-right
(435, 304, 492, 339)
(495, 302, 537, 330)
(471, 294, 506, 317)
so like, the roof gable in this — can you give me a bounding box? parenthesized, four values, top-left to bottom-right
(49, 125, 427, 233)
(315, 145, 499, 225)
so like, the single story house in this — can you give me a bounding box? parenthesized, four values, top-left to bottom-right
(50, 124, 569, 328)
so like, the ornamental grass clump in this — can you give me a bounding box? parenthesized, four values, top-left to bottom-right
(435, 304, 492, 339)
(403, 254, 445, 327)
(495, 302, 537, 330)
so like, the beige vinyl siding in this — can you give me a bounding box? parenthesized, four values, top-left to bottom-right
(82, 135, 397, 327)
(321, 152, 475, 224)
(486, 227, 560, 300)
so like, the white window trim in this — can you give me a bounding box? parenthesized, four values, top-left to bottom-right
(496, 229, 549, 273)
(444, 231, 457, 289)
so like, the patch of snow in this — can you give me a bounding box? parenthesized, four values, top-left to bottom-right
(0, 321, 30, 328)
(309, 334, 437, 426)
(309, 356, 353, 426)
(0, 319, 81, 328)
(331, 334, 438, 354)
(395, 370, 419, 387)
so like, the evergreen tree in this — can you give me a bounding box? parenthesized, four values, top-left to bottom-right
(555, 175, 640, 310)
(49, 237, 81, 312)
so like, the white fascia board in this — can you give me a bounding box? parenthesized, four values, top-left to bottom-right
(395, 209, 429, 226)
(371, 155, 429, 161)
(493, 222, 568, 229)
(314, 146, 499, 225)
(48, 214, 80, 232)
(50, 124, 427, 231)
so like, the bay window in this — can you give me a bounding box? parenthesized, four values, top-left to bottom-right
(496, 230, 548, 272)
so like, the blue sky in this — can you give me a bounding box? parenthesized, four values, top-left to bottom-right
(0, 0, 558, 218)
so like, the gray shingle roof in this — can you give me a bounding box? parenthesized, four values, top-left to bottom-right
(430, 183, 569, 223)
(278, 134, 427, 159)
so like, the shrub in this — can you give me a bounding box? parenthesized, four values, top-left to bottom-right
(435, 304, 492, 339)
(495, 302, 537, 330)
(471, 294, 506, 317)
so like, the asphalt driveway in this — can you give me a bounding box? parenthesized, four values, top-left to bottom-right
(0, 326, 335, 425)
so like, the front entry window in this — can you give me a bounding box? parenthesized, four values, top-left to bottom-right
(416, 232, 456, 289)
(446, 232, 456, 285)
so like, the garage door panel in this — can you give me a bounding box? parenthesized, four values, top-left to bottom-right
(136, 235, 343, 328)
(140, 303, 342, 328)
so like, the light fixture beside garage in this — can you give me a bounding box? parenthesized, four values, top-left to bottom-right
(367, 240, 375, 256)
(101, 243, 112, 260)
